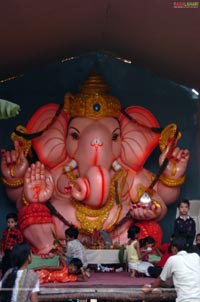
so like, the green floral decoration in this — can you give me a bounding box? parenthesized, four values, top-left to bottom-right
(0, 99, 20, 119)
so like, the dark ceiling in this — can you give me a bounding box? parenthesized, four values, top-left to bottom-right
(0, 0, 200, 90)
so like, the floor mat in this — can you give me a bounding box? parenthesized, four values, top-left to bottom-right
(41, 271, 155, 288)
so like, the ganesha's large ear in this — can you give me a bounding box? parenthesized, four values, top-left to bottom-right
(119, 106, 160, 171)
(26, 103, 69, 169)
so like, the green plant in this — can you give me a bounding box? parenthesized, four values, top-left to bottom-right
(0, 99, 20, 119)
(49, 230, 66, 256)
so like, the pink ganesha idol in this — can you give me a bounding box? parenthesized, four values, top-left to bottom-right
(1, 72, 189, 256)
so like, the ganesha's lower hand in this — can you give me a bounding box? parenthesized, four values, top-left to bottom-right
(24, 161, 54, 203)
(129, 201, 162, 221)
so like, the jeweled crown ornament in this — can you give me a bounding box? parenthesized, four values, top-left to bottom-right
(63, 71, 121, 119)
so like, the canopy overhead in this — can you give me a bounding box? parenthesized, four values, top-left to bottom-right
(0, 1, 199, 90)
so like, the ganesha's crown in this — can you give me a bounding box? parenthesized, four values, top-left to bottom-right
(63, 71, 121, 119)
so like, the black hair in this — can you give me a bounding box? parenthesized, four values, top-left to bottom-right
(65, 226, 79, 239)
(170, 234, 175, 240)
(1, 243, 31, 302)
(127, 225, 140, 240)
(10, 242, 31, 267)
(167, 234, 175, 253)
(69, 257, 83, 274)
(140, 236, 155, 248)
(177, 199, 190, 208)
(171, 237, 187, 251)
(6, 212, 18, 222)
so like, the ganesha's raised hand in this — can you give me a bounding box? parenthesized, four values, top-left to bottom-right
(159, 144, 190, 179)
(24, 161, 54, 203)
(1, 140, 28, 180)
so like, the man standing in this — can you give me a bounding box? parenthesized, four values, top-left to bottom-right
(142, 237, 200, 302)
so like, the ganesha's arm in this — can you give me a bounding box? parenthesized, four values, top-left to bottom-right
(1, 140, 28, 179)
(157, 145, 190, 205)
(20, 162, 56, 255)
(1, 141, 29, 207)
(156, 181, 180, 205)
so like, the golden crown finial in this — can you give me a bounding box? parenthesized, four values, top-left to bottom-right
(63, 71, 121, 119)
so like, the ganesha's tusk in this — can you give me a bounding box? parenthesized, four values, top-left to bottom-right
(63, 159, 78, 172)
(112, 160, 122, 172)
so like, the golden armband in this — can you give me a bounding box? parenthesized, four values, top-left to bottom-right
(21, 191, 29, 206)
(1, 176, 24, 188)
(159, 174, 185, 187)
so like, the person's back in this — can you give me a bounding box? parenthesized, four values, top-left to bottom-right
(161, 250, 200, 301)
(143, 237, 200, 302)
(65, 227, 88, 269)
(0, 243, 39, 302)
(3, 268, 39, 302)
(126, 239, 140, 263)
(126, 225, 153, 277)
(67, 239, 88, 268)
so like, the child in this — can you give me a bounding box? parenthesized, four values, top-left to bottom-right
(64, 226, 90, 277)
(0, 243, 39, 302)
(0, 212, 24, 276)
(196, 233, 200, 249)
(126, 225, 154, 277)
(147, 234, 174, 278)
(174, 199, 196, 248)
(140, 236, 155, 261)
(37, 257, 88, 283)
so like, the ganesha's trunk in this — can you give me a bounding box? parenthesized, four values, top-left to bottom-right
(71, 166, 111, 208)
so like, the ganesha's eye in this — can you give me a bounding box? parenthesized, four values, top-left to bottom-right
(112, 127, 120, 141)
(112, 133, 119, 141)
(71, 132, 79, 140)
